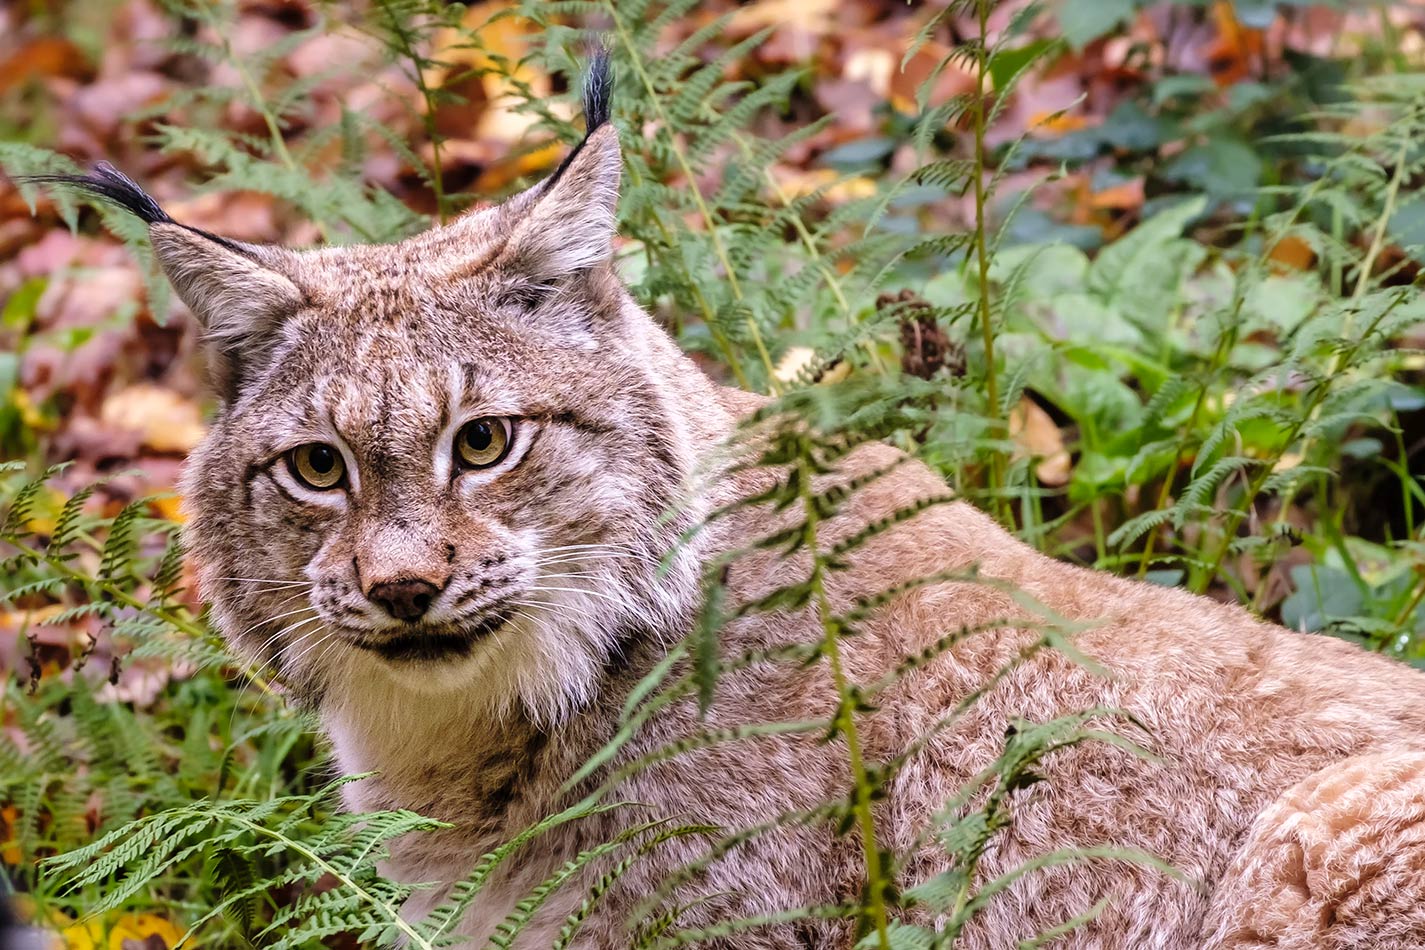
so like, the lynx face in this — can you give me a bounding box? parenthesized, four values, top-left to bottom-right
(65, 70, 704, 723)
(26, 61, 705, 724)
(181, 230, 700, 722)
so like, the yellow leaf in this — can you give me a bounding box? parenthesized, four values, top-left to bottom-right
(99, 384, 206, 454)
(12, 388, 51, 431)
(474, 140, 562, 193)
(50, 913, 183, 950)
(59, 918, 102, 950)
(107, 913, 182, 950)
(149, 494, 186, 525)
(24, 485, 68, 537)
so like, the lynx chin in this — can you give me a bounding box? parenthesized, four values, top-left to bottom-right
(30, 53, 1425, 949)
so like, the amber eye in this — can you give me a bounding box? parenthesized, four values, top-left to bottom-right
(287, 443, 346, 490)
(455, 417, 512, 469)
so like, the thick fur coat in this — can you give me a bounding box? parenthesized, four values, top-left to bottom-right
(40, 59, 1425, 948)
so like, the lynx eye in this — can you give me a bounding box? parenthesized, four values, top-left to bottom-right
(455, 417, 512, 470)
(287, 443, 346, 490)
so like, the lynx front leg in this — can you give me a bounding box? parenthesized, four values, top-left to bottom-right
(1202, 749, 1425, 949)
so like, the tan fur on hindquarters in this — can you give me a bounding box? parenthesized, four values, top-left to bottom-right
(40, 59, 1425, 948)
(1204, 749, 1425, 949)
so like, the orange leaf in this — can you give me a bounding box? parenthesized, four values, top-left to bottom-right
(1206, 1, 1265, 87)
(0, 38, 90, 94)
(1090, 179, 1145, 211)
(0, 804, 21, 865)
(1267, 235, 1315, 272)
(1029, 110, 1088, 137)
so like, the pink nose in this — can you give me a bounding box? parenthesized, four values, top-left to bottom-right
(367, 578, 440, 622)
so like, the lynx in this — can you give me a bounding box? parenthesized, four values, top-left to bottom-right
(29, 55, 1425, 948)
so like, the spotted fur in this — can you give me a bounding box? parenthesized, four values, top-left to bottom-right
(49, 57, 1425, 947)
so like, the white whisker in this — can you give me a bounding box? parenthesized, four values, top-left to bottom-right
(233, 597, 316, 644)
(226, 612, 325, 733)
(532, 551, 661, 569)
(511, 599, 605, 627)
(249, 608, 321, 657)
(525, 585, 627, 606)
(283, 621, 344, 671)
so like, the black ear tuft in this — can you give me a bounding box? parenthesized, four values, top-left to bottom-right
(582, 47, 612, 135)
(19, 161, 252, 253)
(19, 161, 173, 225)
(545, 50, 615, 186)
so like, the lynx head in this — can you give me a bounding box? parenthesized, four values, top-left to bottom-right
(31, 56, 714, 725)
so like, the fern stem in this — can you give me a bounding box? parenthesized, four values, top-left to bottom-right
(758, 166, 889, 375)
(376, 0, 448, 223)
(1193, 136, 1410, 594)
(1342, 139, 1409, 354)
(228, 815, 436, 950)
(604, 1, 780, 392)
(969, 0, 1006, 522)
(209, 11, 343, 244)
(1134, 312, 1238, 578)
(620, 156, 753, 389)
(761, 167, 851, 315)
(1192, 301, 1399, 595)
(797, 454, 891, 948)
(2, 537, 277, 698)
(1392, 561, 1425, 634)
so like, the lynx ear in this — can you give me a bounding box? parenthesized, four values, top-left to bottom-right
(502, 123, 621, 279)
(148, 224, 302, 343)
(150, 225, 304, 399)
(496, 51, 619, 280)
(428, 53, 618, 289)
(19, 162, 304, 399)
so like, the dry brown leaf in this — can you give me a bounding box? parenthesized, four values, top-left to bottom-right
(0, 37, 90, 93)
(1010, 396, 1071, 486)
(891, 39, 976, 116)
(99, 384, 206, 455)
(1206, 1, 1266, 87)
(429, 2, 558, 140)
(730, 0, 836, 33)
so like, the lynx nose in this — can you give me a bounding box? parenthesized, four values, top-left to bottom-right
(368, 578, 441, 622)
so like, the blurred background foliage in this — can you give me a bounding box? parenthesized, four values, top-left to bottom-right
(1, 0, 1425, 944)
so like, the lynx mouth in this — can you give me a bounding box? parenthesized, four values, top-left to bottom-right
(350, 606, 514, 663)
